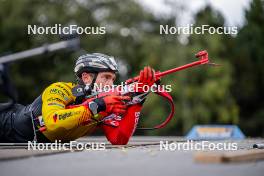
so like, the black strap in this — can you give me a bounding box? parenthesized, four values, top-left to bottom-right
(89, 73, 98, 92)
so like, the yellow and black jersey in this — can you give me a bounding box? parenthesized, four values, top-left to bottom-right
(40, 82, 97, 142)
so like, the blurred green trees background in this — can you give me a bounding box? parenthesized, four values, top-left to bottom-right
(0, 0, 263, 136)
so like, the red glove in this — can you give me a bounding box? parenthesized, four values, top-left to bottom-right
(135, 66, 157, 92)
(93, 95, 131, 116)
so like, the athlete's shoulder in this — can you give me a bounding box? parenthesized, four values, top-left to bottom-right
(42, 82, 76, 102)
(46, 82, 75, 93)
(49, 82, 75, 88)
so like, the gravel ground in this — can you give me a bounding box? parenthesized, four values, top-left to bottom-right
(0, 136, 263, 176)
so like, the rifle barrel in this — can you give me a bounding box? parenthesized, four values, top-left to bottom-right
(126, 50, 209, 83)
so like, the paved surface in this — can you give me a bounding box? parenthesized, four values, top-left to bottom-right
(0, 137, 264, 176)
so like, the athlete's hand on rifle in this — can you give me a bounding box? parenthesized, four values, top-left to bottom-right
(88, 95, 131, 116)
(137, 66, 158, 92)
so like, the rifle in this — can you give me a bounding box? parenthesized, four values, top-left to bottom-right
(68, 50, 218, 130)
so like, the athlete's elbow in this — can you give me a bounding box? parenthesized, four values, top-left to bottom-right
(43, 114, 59, 131)
(44, 121, 57, 131)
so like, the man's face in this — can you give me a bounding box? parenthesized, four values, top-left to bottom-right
(81, 71, 116, 88)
